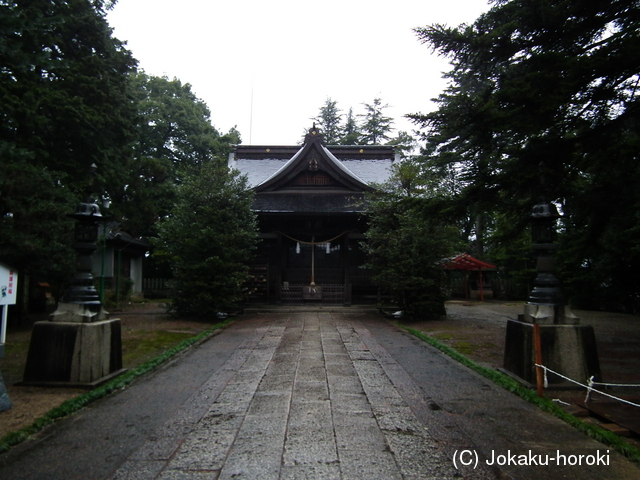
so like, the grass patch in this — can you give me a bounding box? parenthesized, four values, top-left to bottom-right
(122, 331, 198, 367)
(452, 341, 475, 355)
(0, 318, 232, 455)
(433, 332, 453, 341)
(401, 324, 640, 464)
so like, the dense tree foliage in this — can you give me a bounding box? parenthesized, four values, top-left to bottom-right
(386, 131, 419, 159)
(0, 0, 136, 193)
(0, 0, 136, 284)
(364, 163, 461, 319)
(410, 0, 640, 311)
(155, 161, 258, 317)
(1, 2, 248, 317)
(1, 160, 77, 285)
(117, 72, 240, 237)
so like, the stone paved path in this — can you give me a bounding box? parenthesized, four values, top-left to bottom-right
(112, 312, 463, 480)
(2, 310, 639, 480)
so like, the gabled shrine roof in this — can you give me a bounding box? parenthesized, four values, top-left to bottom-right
(230, 134, 396, 189)
(229, 127, 397, 214)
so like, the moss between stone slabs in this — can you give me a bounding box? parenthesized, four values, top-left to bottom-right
(401, 325, 640, 465)
(0, 318, 232, 455)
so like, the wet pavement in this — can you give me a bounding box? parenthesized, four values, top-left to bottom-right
(1, 310, 639, 479)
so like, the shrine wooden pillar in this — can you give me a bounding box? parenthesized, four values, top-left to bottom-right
(343, 234, 351, 306)
(276, 232, 283, 304)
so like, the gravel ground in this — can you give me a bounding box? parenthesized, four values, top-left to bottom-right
(410, 299, 640, 448)
(424, 300, 640, 387)
(0, 301, 214, 438)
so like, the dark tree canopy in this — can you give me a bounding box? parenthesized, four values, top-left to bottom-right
(410, 0, 640, 311)
(117, 72, 240, 237)
(0, 0, 137, 280)
(0, 1, 257, 317)
(364, 163, 461, 319)
(0, 0, 137, 193)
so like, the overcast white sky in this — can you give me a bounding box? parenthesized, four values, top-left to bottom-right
(107, 0, 491, 146)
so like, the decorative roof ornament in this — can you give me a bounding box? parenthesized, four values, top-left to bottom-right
(308, 158, 319, 171)
(304, 124, 325, 145)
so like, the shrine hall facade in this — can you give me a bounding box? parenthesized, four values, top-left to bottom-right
(230, 127, 397, 305)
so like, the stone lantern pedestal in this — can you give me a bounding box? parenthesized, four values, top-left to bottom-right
(503, 201, 601, 388)
(503, 313, 600, 389)
(22, 316, 124, 387)
(22, 196, 125, 388)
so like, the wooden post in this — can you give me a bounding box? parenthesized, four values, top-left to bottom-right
(534, 323, 544, 397)
(310, 236, 316, 286)
(343, 235, 351, 305)
(464, 272, 469, 300)
(276, 233, 283, 304)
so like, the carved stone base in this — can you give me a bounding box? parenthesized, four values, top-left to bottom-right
(521, 303, 580, 325)
(49, 302, 108, 323)
(22, 318, 125, 387)
(503, 319, 601, 388)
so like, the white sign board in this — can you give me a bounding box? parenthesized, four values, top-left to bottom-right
(0, 263, 17, 347)
(0, 263, 17, 306)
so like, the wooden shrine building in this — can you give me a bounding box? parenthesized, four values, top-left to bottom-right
(231, 126, 397, 305)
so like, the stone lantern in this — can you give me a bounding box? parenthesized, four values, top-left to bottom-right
(523, 201, 574, 322)
(503, 198, 600, 388)
(22, 165, 125, 387)
(52, 193, 104, 319)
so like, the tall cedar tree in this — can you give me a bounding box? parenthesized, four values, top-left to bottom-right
(156, 161, 258, 318)
(340, 107, 360, 145)
(410, 0, 640, 311)
(359, 98, 394, 145)
(312, 98, 343, 145)
(0, 0, 136, 287)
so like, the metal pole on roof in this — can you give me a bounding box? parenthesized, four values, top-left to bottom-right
(249, 78, 254, 145)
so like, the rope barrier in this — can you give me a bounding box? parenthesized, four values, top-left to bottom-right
(275, 230, 353, 245)
(534, 364, 640, 408)
(588, 379, 640, 388)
